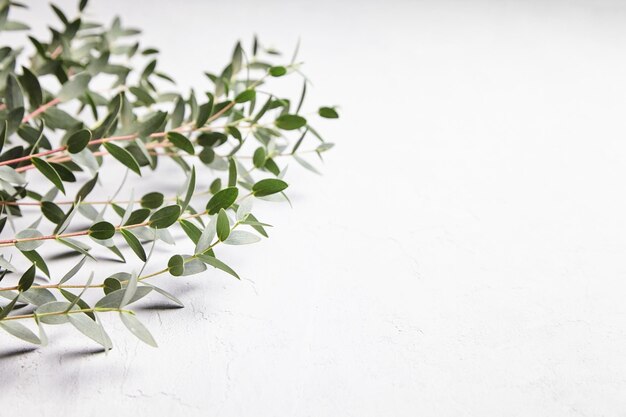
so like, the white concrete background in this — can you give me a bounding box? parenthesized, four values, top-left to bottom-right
(3, 0, 626, 415)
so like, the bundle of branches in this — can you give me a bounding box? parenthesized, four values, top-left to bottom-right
(0, 0, 338, 349)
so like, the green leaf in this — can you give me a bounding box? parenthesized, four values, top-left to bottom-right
(140, 192, 163, 209)
(89, 221, 115, 240)
(206, 187, 238, 215)
(68, 313, 112, 350)
(197, 254, 240, 279)
(5, 74, 23, 110)
(59, 256, 87, 284)
(0, 121, 6, 154)
(0, 321, 41, 345)
(125, 208, 150, 225)
(197, 132, 227, 147)
(0, 294, 18, 320)
(41, 201, 65, 224)
(294, 155, 321, 175)
(199, 147, 215, 164)
(269, 66, 287, 77)
(138, 111, 167, 136)
(32, 157, 65, 193)
(195, 101, 212, 127)
(120, 312, 157, 347)
(275, 114, 307, 130)
(252, 178, 288, 197)
(67, 129, 91, 153)
(121, 273, 138, 307)
(96, 286, 152, 308)
(180, 219, 201, 244)
(17, 263, 36, 292)
(228, 157, 237, 187)
(103, 142, 141, 175)
(19, 66, 42, 108)
(166, 131, 194, 154)
(120, 229, 146, 261)
(21, 250, 50, 278)
(216, 208, 230, 241)
(168, 254, 184, 276)
(58, 73, 91, 102)
(194, 217, 216, 254)
(223, 230, 261, 245)
(253, 147, 266, 168)
(235, 89, 256, 103)
(181, 166, 196, 212)
(149, 204, 181, 229)
(15, 229, 44, 251)
(103, 276, 122, 295)
(76, 173, 99, 202)
(319, 106, 339, 119)
(36, 301, 75, 325)
(129, 86, 155, 105)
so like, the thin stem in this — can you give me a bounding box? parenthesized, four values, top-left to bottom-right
(1, 307, 131, 321)
(0, 214, 244, 294)
(8, 101, 237, 172)
(21, 98, 61, 124)
(0, 190, 211, 207)
(0, 210, 208, 248)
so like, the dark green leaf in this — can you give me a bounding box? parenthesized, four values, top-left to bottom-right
(103, 277, 122, 295)
(253, 147, 266, 168)
(168, 254, 184, 276)
(166, 131, 194, 154)
(5, 74, 23, 111)
(180, 219, 201, 243)
(103, 142, 141, 175)
(235, 89, 255, 103)
(67, 129, 91, 153)
(319, 107, 339, 118)
(89, 221, 115, 240)
(275, 114, 307, 130)
(252, 178, 288, 197)
(216, 208, 230, 241)
(140, 192, 163, 209)
(19, 66, 42, 108)
(269, 66, 287, 77)
(32, 157, 65, 193)
(18, 264, 36, 292)
(149, 205, 181, 229)
(120, 229, 146, 261)
(195, 101, 212, 127)
(75, 173, 98, 202)
(21, 250, 50, 278)
(125, 208, 150, 225)
(41, 201, 65, 224)
(197, 132, 227, 147)
(206, 187, 238, 215)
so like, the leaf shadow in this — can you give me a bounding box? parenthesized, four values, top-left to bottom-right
(0, 346, 38, 360)
(135, 302, 184, 311)
(61, 346, 107, 360)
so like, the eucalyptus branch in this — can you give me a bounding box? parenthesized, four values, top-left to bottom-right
(0, 0, 338, 350)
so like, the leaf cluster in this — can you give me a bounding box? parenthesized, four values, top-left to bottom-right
(0, 1, 338, 349)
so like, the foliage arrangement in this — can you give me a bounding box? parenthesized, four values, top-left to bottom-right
(0, 0, 337, 350)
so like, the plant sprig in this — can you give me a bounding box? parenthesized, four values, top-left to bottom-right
(0, 0, 338, 350)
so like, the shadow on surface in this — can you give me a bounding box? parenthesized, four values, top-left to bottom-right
(135, 302, 185, 311)
(0, 346, 38, 359)
(61, 347, 106, 360)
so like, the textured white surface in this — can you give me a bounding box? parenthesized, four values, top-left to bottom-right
(3, 0, 626, 415)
